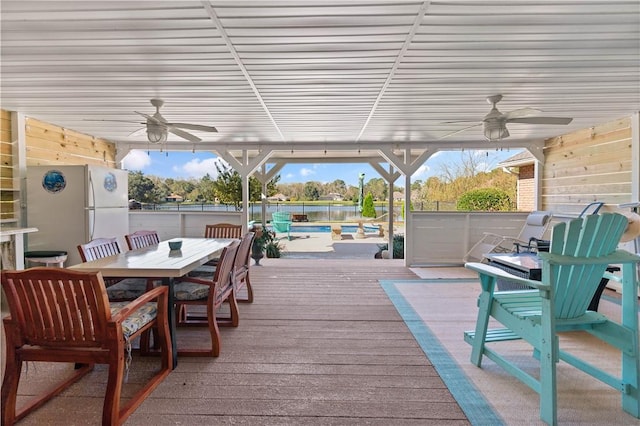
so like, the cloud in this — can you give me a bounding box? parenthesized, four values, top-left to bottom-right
(121, 150, 151, 170)
(300, 168, 315, 177)
(179, 157, 226, 178)
(412, 164, 430, 179)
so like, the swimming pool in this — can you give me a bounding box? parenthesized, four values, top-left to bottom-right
(280, 224, 380, 233)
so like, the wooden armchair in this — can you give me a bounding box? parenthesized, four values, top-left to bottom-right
(197, 223, 242, 271)
(233, 231, 255, 303)
(464, 213, 640, 425)
(124, 230, 162, 289)
(125, 229, 160, 250)
(1, 268, 172, 426)
(173, 239, 240, 357)
(204, 223, 242, 239)
(78, 237, 150, 301)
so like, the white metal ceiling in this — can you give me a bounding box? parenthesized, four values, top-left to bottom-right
(1, 1, 639, 160)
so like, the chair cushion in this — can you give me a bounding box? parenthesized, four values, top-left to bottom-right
(24, 250, 68, 257)
(110, 301, 158, 339)
(174, 281, 210, 301)
(188, 264, 216, 277)
(106, 278, 148, 300)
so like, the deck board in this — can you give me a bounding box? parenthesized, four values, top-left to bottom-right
(6, 259, 470, 425)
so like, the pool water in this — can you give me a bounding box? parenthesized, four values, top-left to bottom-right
(284, 224, 379, 233)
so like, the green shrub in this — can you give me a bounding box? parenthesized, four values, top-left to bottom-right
(456, 188, 512, 211)
(376, 234, 405, 259)
(362, 192, 376, 218)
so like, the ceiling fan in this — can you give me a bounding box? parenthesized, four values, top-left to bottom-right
(441, 95, 573, 141)
(92, 98, 218, 143)
(136, 98, 217, 143)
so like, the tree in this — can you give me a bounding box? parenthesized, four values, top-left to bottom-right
(211, 163, 279, 210)
(364, 177, 387, 201)
(361, 192, 376, 218)
(324, 179, 347, 196)
(198, 174, 217, 201)
(303, 181, 321, 200)
(128, 171, 163, 203)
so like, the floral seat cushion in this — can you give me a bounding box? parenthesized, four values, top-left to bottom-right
(110, 301, 158, 339)
(105, 278, 148, 300)
(173, 281, 210, 301)
(187, 264, 216, 278)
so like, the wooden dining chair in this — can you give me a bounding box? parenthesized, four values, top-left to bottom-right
(1, 267, 172, 426)
(233, 231, 255, 303)
(173, 239, 240, 357)
(78, 237, 150, 301)
(204, 223, 243, 239)
(198, 223, 243, 271)
(125, 229, 160, 250)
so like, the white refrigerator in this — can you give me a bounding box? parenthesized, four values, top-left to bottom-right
(26, 165, 129, 266)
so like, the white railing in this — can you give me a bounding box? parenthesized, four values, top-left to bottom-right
(129, 211, 243, 241)
(407, 211, 532, 266)
(129, 210, 534, 266)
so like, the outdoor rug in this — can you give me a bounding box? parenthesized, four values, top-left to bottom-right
(380, 278, 639, 425)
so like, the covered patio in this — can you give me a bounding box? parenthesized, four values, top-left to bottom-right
(1, 2, 639, 425)
(2, 2, 639, 263)
(3, 257, 635, 425)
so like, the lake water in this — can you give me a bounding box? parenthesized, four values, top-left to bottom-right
(142, 202, 397, 222)
(286, 224, 380, 233)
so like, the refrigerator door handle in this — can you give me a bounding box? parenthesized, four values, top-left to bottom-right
(88, 170, 96, 240)
(88, 208, 95, 240)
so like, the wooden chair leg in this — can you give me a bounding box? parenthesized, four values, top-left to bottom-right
(470, 275, 495, 367)
(245, 277, 254, 303)
(237, 276, 254, 303)
(539, 312, 560, 425)
(103, 346, 126, 425)
(3, 359, 93, 425)
(1, 352, 21, 425)
(229, 292, 239, 327)
(207, 304, 222, 357)
(217, 295, 239, 328)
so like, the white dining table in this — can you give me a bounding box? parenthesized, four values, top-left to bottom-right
(68, 237, 235, 368)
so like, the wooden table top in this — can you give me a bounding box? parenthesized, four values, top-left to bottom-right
(68, 237, 235, 278)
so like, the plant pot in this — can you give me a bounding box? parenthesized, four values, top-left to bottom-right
(251, 242, 264, 265)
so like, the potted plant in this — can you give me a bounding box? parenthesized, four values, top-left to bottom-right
(251, 227, 282, 264)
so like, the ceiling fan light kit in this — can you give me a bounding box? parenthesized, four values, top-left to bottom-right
(484, 121, 509, 141)
(146, 124, 168, 143)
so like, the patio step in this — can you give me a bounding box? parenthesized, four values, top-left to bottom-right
(464, 328, 522, 344)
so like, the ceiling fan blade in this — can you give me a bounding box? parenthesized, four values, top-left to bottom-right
(127, 127, 146, 137)
(168, 127, 202, 142)
(134, 111, 166, 125)
(439, 119, 477, 124)
(166, 122, 218, 133)
(83, 119, 145, 124)
(438, 122, 483, 139)
(506, 117, 573, 125)
(501, 108, 542, 120)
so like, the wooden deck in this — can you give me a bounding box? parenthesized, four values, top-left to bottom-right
(5, 258, 470, 425)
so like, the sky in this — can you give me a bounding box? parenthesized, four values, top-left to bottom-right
(121, 148, 523, 187)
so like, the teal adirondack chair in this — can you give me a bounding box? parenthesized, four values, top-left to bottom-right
(464, 213, 640, 425)
(271, 211, 292, 240)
